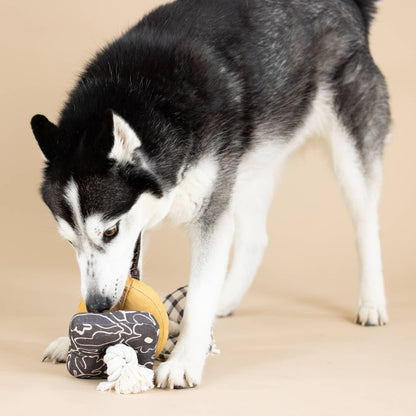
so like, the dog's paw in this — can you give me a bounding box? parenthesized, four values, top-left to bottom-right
(354, 301, 389, 326)
(216, 295, 239, 318)
(216, 304, 235, 318)
(155, 354, 203, 389)
(42, 336, 70, 363)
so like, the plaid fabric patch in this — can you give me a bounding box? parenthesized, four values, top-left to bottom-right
(157, 285, 219, 361)
(164, 285, 188, 325)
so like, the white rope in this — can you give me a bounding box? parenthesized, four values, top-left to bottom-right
(97, 344, 154, 394)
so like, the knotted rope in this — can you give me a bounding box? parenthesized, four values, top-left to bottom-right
(97, 344, 154, 394)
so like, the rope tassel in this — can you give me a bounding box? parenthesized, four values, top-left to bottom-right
(97, 344, 154, 394)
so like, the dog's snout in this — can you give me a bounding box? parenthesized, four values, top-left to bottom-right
(85, 295, 112, 313)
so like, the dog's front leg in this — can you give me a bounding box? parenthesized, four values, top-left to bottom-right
(155, 209, 234, 389)
(42, 336, 70, 363)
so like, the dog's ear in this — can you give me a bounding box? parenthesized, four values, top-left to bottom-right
(107, 110, 141, 165)
(30, 114, 60, 162)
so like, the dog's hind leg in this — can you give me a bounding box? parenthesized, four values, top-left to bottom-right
(216, 172, 275, 317)
(328, 59, 391, 326)
(330, 127, 388, 325)
(216, 140, 296, 317)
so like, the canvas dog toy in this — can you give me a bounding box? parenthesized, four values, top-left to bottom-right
(67, 310, 160, 393)
(65, 277, 219, 394)
(75, 277, 169, 358)
(67, 277, 168, 394)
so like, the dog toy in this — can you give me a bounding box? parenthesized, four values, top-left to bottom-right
(67, 277, 169, 394)
(67, 310, 159, 394)
(66, 279, 219, 394)
(76, 277, 169, 358)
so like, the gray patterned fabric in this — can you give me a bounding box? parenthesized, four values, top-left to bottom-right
(67, 311, 159, 379)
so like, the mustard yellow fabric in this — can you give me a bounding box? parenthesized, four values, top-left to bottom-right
(77, 277, 169, 357)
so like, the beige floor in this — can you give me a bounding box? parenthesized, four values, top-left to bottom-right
(1, 1, 416, 415)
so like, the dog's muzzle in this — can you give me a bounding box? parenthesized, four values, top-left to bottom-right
(85, 294, 112, 313)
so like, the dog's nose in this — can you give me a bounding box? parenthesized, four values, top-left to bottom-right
(85, 295, 112, 313)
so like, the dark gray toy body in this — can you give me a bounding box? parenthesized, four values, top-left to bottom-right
(67, 311, 159, 378)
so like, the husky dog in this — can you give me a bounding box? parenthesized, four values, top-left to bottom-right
(33, 0, 390, 388)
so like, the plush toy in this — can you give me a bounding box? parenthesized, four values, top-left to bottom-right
(75, 277, 170, 358)
(65, 277, 218, 394)
(67, 277, 168, 393)
(67, 310, 160, 393)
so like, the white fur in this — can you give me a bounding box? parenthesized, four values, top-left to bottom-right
(154, 92, 333, 384)
(168, 156, 219, 225)
(46, 157, 219, 371)
(82, 192, 172, 303)
(109, 112, 141, 164)
(328, 120, 388, 325)
(85, 215, 116, 246)
(61, 177, 173, 304)
(155, 209, 235, 388)
(167, 87, 387, 388)
(57, 218, 78, 245)
(216, 145, 277, 316)
(42, 336, 70, 363)
(217, 88, 333, 315)
(156, 86, 388, 387)
(63, 179, 83, 236)
(217, 88, 387, 324)
(49, 88, 388, 384)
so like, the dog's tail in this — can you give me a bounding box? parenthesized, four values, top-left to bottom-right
(352, 0, 382, 33)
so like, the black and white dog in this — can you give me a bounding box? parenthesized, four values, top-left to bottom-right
(33, 0, 390, 388)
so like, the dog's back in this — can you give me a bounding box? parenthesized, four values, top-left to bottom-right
(57, 0, 387, 173)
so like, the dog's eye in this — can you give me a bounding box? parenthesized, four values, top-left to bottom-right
(104, 225, 118, 239)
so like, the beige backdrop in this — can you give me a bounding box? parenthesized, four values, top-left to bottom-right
(0, 1, 415, 415)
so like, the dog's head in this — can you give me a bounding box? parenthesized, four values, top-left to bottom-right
(31, 110, 172, 312)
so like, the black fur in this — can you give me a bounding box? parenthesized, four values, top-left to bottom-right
(31, 115, 61, 162)
(353, 0, 379, 34)
(31, 0, 389, 225)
